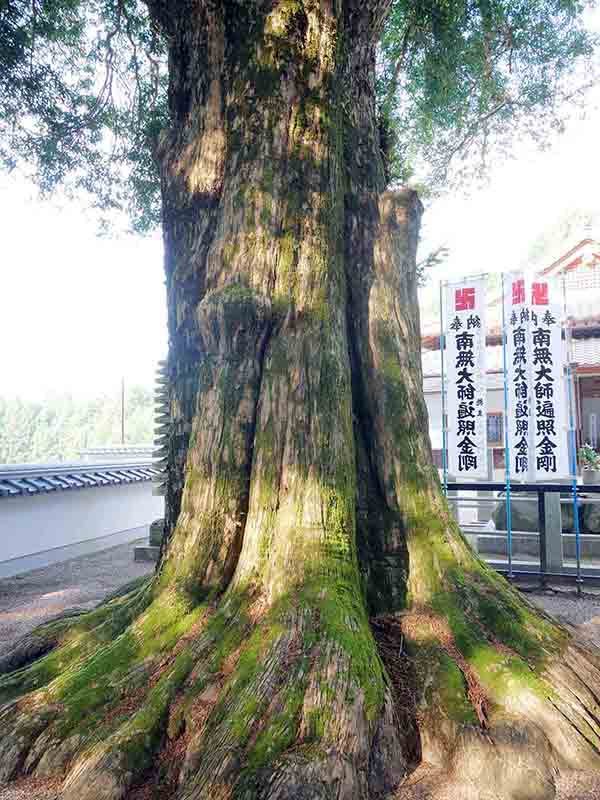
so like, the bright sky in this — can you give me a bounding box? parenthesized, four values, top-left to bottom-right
(422, 86, 600, 282)
(419, 4, 600, 306)
(0, 178, 166, 399)
(1, 7, 599, 401)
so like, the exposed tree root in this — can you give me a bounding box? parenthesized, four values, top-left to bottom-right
(391, 584, 600, 799)
(3, 568, 600, 799)
(0, 576, 153, 681)
(0, 579, 405, 799)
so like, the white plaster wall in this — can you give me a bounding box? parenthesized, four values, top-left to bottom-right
(0, 483, 164, 563)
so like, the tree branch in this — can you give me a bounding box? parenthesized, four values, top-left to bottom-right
(383, 20, 414, 110)
(437, 98, 511, 182)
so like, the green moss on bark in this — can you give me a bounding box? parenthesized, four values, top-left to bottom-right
(413, 643, 479, 726)
(46, 595, 203, 737)
(0, 580, 154, 705)
(245, 681, 307, 770)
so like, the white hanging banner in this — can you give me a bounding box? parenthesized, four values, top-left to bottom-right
(445, 279, 488, 479)
(529, 279, 569, 480)
(504, 273, 534, 479)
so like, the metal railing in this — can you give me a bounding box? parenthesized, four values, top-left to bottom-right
(448, 481, 600, 589)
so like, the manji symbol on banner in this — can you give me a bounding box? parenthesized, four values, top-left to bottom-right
(445, 279, 488, 479)
(504, 275, 569, 481)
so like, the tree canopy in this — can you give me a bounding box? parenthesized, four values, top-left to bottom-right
(1, 0, 597, 231)
(379, 0, 598, 187)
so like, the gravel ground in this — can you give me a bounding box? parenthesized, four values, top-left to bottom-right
(528, 584, 600, 646)
(0, 540, 153, 654)
(2, 567, 600, 798)
(529, 586, 600, 625)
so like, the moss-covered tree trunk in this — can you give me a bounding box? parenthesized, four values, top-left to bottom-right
(3, 2, 600, 799)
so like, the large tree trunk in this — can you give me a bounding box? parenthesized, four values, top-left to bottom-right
(3, 3, 600, 799)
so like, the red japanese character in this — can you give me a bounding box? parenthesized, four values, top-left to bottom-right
(455, 287, 475, 311)
(531, 282, 549, 305)
(512, 279, 525, 305)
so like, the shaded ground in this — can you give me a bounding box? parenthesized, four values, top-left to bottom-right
(395, 765, 600, 799)
(2, 565, 600, 798)
(0, 540, 153, 654)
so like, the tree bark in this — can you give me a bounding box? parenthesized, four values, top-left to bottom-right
(3, 2, 600, 799)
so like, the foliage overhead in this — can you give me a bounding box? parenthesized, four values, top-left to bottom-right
(0, 0, 597, 229)
(0, 0, 166, 231)
(379, 0, 599, 189)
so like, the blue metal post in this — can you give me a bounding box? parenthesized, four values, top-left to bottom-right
(562, 275, 582, 592)
(501, 273, 514, 580)
(439, 280, 448, 496)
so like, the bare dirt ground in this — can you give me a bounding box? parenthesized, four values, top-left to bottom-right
(0, 540, 153, 654)
(395, 765, 600, 800)
(1, 567, 600, 798)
